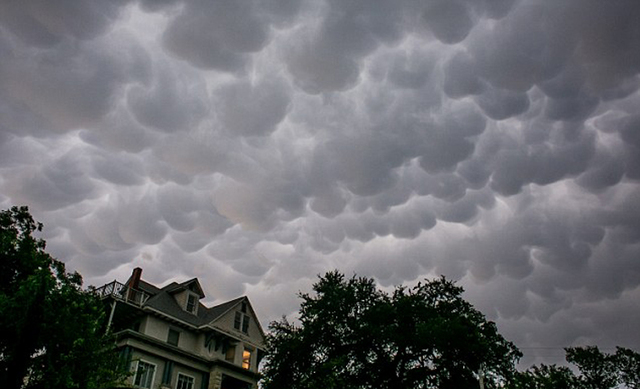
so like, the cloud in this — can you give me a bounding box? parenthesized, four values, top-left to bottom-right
(128, 63, 209, 133)
(162, 0, 278, 72)
(214, 77, 291, 137)
(421, 1, 474, 44)
(0, 0, 130, 47)
(1, 0, 640, 363)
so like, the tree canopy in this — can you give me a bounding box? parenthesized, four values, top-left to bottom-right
(0, 206, 126, 389)
(511, 346, 640, 389)
(262, 271, 522, 389)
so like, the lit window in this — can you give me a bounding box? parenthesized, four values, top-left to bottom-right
(242, 349, 252, 370)
(176, 373, 194, 389)
(186, 294, 197, 314)
(134, 360, 156, 389)
(167, 329, 180, 346)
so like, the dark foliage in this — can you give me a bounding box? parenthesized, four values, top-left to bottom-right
(510, 346, 640, 389)
(262, 271, 522, 389)
(0, 206, 127, 389)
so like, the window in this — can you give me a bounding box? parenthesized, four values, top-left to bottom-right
(235, 311, 250, 333)
(176, 373, 194, 389)
(186, 294, 197, 314)
(167, 328, 180, 346)
(242, 348, 252, 370)
(242, 315, 250, 333)
(225, 345, 236, 363)
(161, 361, 174, 385)
(134, 360, 156, 389)
(241, 301, 247, 313)
(234, 312, 242, 330)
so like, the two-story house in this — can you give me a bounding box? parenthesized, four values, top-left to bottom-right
(96, 268, 265, 389)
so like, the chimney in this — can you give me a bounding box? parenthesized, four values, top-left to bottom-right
(127, 267, 142, 301)
(130, 267, 142, 290)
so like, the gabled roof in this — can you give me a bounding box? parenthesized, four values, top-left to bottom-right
(138, 280, 161, 295)
(135, 279, 250, 329)
(201, 296, 245, 323)
(164, 278, 206, 298)
(206, 296, 267, 341)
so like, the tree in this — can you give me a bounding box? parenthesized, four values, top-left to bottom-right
(615, 347, 640, 389)
(509, 346, 640, 389)
(566, 346, 619, 389)
(510, 365, 578, 389)
(261, 271, 522, 389)
(0, 206, 127, 389)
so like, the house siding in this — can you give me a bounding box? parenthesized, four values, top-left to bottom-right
(101, 270, 264, 389)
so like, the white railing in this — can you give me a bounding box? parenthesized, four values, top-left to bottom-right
(95, 280, 150, 306)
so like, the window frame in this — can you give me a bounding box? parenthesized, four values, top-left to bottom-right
(234, 311, 250, 334)
(185, 293, 198, 314)
(225, 345, 236, 363)
(133, 359, 156, 389)
(242, 348, 252, 370)
(176, 372, 195, 389)
(241, 314, 250, 333)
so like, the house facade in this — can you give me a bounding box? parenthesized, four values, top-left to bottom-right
(96, 268, 265, 389)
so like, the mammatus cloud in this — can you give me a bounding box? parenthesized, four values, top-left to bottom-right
(1, 0, 640, 366)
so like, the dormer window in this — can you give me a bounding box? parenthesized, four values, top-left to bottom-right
(186, 293, 197, 314)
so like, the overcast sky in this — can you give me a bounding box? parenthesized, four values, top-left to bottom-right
(1, 0, 640, 366)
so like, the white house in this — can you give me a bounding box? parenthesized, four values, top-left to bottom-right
(96, 268, 265, 389)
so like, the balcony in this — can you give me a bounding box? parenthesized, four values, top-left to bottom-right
(95, 280, 150, 307)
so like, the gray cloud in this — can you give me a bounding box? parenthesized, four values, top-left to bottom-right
(421, 1, 474, 44)
(214, 78, 291, 137)
(1, 0, 640, 365)
(162, 0, 278, 72)
(0, 0, 130, 47)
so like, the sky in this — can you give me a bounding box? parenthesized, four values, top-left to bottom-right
(1, 0, 640, 367)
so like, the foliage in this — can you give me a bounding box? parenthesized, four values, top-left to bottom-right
(510, 346, 640, 389)
(510, 364, 579, 389)
(262, 271, 522, 389)
(0, 206, 127, 389)
(615, 347, 640, 389)
(566, 346, 619, 389)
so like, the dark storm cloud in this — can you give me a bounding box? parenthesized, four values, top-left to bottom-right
(1, 0, 640, 363)
(0, 0, 130, 47)
(214, 78, 291, 137)
(420, 1, 474, 44)
(284, 0, 406, 93)
(0, 29, 150, 137)
(161, 0, 289, 72)
(128, 63, 209, 133)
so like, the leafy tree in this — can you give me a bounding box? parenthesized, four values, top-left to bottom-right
(262, 271, 522, 389)
(0, 206, 127, 389)
(510, 364, 578, 389)
(566, 346, 619, 389)
(615, 347, 640, 389)
(509, 346, 640, 389)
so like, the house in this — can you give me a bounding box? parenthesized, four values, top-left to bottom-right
(96, 268, 265, 389)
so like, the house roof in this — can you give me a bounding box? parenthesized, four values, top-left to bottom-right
(164, 278, 206, 298)
(136, 278, 248, 328)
